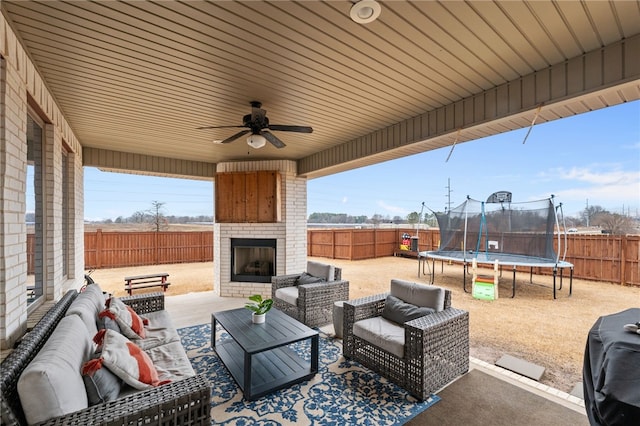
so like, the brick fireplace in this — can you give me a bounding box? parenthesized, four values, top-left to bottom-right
(213, 160, 307, 298)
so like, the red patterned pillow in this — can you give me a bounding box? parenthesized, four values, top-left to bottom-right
(99, 297, 147, 339)
(83, 329, 169, 390)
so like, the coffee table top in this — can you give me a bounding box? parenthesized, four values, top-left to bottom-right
(213, 308, 318, 354)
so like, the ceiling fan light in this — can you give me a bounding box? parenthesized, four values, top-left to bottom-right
(350, 0, 381, 24)
(247, 134, 267, 149)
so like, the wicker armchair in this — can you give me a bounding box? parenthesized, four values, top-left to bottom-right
(343, 279, 469, 400)
(272, 261, 349, 328)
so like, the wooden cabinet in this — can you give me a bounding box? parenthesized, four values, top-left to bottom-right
(215, 171, 281, 223)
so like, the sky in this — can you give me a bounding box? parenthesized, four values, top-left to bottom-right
(78, 100, 639, 221)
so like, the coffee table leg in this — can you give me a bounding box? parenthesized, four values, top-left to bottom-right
(311, 334, 319, 373)
(244, 351, 252, 400)
(211, 315, 217, 349)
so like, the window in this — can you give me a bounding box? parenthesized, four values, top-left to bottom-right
(26, 114, 44, 304)
(62, 147, 70, 278)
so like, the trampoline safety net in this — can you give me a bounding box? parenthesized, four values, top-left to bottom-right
(434, 197, 560, 264)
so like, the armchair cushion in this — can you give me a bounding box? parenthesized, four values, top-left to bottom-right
(390, 279, 445, 312)
(296, 272, 325, 285)
(275, 286, 299, 306)
(382, 295, 435, 324)
(307, 261, 335, 282)
(353, 317, 405, 358)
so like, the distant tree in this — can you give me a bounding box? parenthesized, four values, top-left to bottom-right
(131, 210, 147, 223)
(581, 205, 608, 226)
(307, 212, 369, 224)
(114, 216, 124, 223)
(406, 212, 420, 225)
(148, 200, 168, 232)
(423, 213, 437, 227)
(354, 215, 368, 224)
(370, 214, 383, 227)
(592, 212, 635, 235)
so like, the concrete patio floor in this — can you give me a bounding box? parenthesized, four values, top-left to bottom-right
(165, 290, 587, 419)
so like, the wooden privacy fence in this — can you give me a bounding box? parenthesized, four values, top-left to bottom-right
(26, 228, 638, 285)
(307, 228, 640, 286)
(84, 230, 213, 269)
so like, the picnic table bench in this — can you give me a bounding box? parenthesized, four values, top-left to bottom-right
(124, 272, 170, 295)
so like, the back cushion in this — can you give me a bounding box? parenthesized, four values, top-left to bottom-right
(390, 279, 445, 312)
(66, 283, 107, 335)
(381, 295, 435, 324)
(18, 315, 94, 424)
(307, 261, 335, 282)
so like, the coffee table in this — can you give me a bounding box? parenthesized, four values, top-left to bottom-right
(211, 307, 319, 400)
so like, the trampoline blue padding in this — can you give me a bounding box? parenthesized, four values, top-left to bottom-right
(422, 250, 573, 269)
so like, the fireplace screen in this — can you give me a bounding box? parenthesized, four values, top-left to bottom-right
(231, 238, 276, 283)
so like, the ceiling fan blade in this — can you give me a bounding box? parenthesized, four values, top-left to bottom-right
(196, 125, 245, 130)
(220, 129, 250, 144)
(262, 131, 286, 148)
(268, 124, 313, 133)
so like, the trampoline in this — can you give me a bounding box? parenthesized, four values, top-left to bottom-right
(419, 193, 574, 299)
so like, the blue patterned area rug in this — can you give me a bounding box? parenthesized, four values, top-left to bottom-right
(178, 324, 439, 425)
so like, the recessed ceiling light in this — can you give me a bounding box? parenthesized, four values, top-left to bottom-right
(350, 0, 381, 24)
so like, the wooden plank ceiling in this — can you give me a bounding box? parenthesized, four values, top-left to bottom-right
(2, 1, 639, 178)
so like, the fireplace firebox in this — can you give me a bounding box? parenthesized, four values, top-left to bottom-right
(231, 238, 276, 283)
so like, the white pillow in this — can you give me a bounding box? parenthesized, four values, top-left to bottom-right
(100, 296, 148, 339)
(84, 329, 166, 390)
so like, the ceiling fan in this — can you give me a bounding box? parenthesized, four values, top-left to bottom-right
(197, 101, 313, 149)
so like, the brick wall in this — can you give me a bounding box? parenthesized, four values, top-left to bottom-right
(0, 55, 29, 347)
(0, 17, 85, 349)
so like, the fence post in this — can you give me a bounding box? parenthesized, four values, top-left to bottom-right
(154, 231, 159, 265)
(621, 235, 627, 286)
(96, 229, 102, 269)
(332, 229, 336, 259)
(349, 229, 353, 260)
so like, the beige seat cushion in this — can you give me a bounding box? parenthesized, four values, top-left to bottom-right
(18, 315, 94, 425)
(144, 340, 195, 382)
(353, 316, 405, 358)
(275, 286, 299, 306)
(134, 310, 181, 350)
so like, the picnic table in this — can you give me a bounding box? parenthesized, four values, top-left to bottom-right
(124, 272, 170, 295)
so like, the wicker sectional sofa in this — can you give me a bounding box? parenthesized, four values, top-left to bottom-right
(1, 286, 210, 426)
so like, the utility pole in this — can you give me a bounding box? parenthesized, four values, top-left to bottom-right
(445, 178, 453, 212)
(585, 198, 589, 227)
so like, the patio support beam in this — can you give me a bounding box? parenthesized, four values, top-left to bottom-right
(83, 147, 215, 181)
(298, 35, 640, 179)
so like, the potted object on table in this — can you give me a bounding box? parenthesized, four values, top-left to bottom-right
(245, 294, 273, 324)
